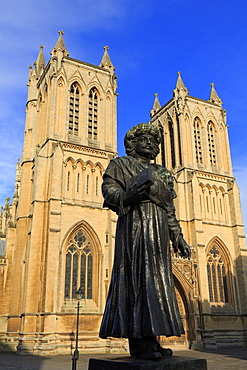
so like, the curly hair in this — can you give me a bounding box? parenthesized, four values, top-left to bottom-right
(124, 123, 162, 159)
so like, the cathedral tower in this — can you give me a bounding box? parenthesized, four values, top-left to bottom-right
(0, 32, 118, 353)
(150, 73, 247, 348)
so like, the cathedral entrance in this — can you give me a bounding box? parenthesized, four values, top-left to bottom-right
(159, 276, 191, 348)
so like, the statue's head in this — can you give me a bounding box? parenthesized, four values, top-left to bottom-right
(124, 123, 161, 160)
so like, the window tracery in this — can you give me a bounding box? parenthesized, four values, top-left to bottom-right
(206, 242, 230, 304)
(64, 228, 94, 299)
(193, 118, 203, 164)
(69, 82, 80, 136)
(207, 121, 217, 166)
(88, 87, 98, 140)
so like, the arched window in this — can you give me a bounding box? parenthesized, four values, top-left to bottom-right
(69, 82, 80, 136)
(88, 87, 98, 140)
(64, 228, 94, 299)
(168, 120, 176, 168)
(207, 121, 217, 166)
(193, 118, 203, 164)
(206, 241, 231, 304)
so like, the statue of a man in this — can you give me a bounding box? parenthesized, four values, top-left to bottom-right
(99, 123, 190, 360)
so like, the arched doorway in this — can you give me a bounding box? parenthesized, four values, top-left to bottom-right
(159, 275, 191, 348)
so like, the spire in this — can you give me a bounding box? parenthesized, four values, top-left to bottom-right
(34, 45, 46, 78)
(51, 30, 69, 57)
(100, 46, 114, 73)
(209, 83, 222, 106)
(150, 93, 161, 117)
(175, 71, 187, 91)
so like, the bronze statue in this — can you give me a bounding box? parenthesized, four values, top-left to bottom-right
(99, 123, 190, 360)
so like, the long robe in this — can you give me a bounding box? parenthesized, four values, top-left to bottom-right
(99, 155, 184, 339)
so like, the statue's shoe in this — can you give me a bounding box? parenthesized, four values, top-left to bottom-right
(156, 345, 173, 356)
(137, 346, 161, 360)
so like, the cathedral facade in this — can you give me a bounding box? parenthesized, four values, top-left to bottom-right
(0, 32, 246, 354)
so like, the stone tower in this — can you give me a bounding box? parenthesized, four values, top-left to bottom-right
(150, 73, 247, 348)
(1, 36, 247, 354)
(0, 31, 119, 353)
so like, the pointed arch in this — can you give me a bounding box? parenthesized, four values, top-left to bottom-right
(206, 237, 234, 306)
(63, 221, 101, 304)
(65, 157, 75, 165)
(199, 182, 205, 216)
(160, 265, 194, 347)
(74, 160, 84, 198)
(85, 160, 94, 169)
(84, 161, 94, 199)
(93, 162, 104, 199)
(75, 158, 85, 167)
(64, 157, 75, 198)
(95, 162, 104, 173)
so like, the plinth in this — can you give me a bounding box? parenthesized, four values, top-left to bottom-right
(88, 355, 207, 369)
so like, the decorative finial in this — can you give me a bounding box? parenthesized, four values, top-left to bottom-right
(39, 45, 44, 50)
(154, 93, 158, 97)
(58, 30, 64, 36)
(104, 46, 109, 51)
(178, 71, 181, 75)
(211, 83, 215, 87)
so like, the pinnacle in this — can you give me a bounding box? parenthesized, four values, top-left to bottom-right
(209, 83, 222, 105)
(54, 30, 67, 51)
(176, 71, 186, 90)
(153, 93, 161, 111)
(100, 46, 113, 68)
(34, 45, 46, 77)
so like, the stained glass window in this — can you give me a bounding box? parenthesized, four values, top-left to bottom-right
(207, 243, 230, 303)
(69, 82, 80, 136)
(64, 228, 94, 300)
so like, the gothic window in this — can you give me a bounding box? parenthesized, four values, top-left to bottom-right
(88, 87, 98, 140)
(168, 120, 176, 168)
(69, 82, 80, 136)
(193, 118, 203, 164)
(207, 121, 217, 166)
(206, 243, 230, 304)
(64, 228, 94, 299)
(176, 114, 182, 166)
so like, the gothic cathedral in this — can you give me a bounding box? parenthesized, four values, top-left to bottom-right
(0, 32, 247, 354)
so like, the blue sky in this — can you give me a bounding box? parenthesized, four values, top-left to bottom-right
(0, 0, 247, 229)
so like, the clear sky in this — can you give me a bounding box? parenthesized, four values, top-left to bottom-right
(0, 0, 247, 229)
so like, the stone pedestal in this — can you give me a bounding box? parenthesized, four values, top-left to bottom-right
(88, 355, 207, 369)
